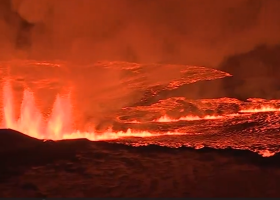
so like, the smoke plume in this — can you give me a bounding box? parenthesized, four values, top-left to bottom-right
(1, 0, 280, 129)
(0, 0, 278, 67)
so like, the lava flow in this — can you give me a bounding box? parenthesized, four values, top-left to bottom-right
(239, 106, 280, 113)
(154, 115, 224, 122)
(2, 77, 280, 158)
(1, 80, 182, 140)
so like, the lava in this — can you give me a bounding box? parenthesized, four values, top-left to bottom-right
(154, 115, 224, 122)
(1, 80, 183, 140)
(240, 106, 280, 113)
(2, 77, 280, 158)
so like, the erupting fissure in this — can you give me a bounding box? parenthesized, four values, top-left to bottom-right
(2, 80, 280, 142)
(1, 81, 182, 140)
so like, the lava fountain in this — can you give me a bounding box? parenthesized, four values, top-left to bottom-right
(2, 79, 280, 142)
(1, 80, 183, 140)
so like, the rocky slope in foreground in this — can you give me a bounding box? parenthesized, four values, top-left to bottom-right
(1, 129, 280, 197)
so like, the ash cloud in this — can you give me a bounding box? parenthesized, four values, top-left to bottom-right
(0, 0, 279, 67)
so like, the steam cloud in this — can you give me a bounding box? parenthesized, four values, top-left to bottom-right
(0, 0, 279, 67)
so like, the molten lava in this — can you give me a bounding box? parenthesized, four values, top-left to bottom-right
(3, 78, 278, 141)
(154, 115, 224, 122)
(1, 80, 182, 140)
(239, 106, 280, 113)
(2, 60, 280, 158)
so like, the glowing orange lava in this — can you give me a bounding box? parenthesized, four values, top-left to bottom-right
(240, 106, 280, 113)
(154, 115, 224, 122)
(153, 113, 241, 123)
(1, 80, 183, 140)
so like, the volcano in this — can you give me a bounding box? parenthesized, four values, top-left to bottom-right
(1, 60, 280, 197)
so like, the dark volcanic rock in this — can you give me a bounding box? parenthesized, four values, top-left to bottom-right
(0, 129, 41, 153)
(1, 132, 280, 197)
(0, 129, 92, 182)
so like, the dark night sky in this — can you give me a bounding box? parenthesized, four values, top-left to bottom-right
(0, 0, 279, 67)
